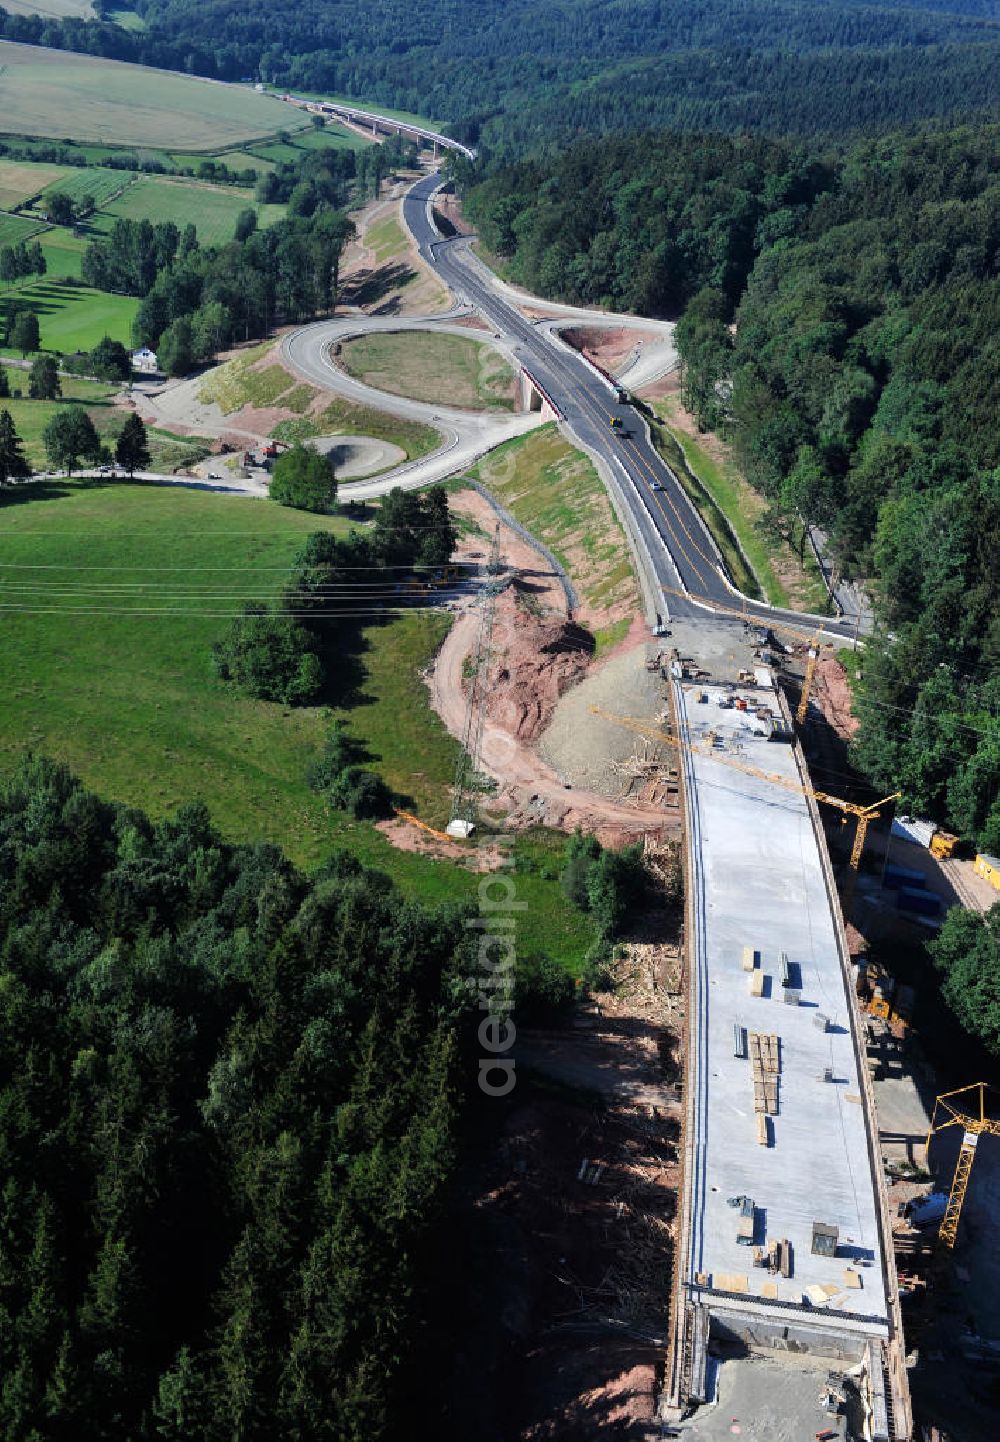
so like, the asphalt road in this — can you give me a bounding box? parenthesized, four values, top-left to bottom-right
(280, 312, 546, 497)
(404, 172, 860, 641)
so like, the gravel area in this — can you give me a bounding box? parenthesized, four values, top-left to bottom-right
(539, 642, 670, 797)
(539, 616, 763, 798)
(308, 434, 407, 478)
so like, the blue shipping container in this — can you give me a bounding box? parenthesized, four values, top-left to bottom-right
(896, 886, 942, 916)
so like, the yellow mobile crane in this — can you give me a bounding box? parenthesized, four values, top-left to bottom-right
(925, 1084, 1000, 1249)
(589, 705, 899, 915)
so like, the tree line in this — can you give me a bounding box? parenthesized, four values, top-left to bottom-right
(1, 1, 999, 155)
(214, 485, 457, 706)
(463, 122, 1000, 855)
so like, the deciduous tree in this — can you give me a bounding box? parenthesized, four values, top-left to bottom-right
(115, 413, 150, 477)
(43, 408, 101, 475)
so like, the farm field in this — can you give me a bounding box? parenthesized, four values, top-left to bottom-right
(42, 166, 131, 208)
(291, 123, 371, 152)
(1, 0, 92, 14)
(0, 277, 137, 353)
(98, 175, 284, 242)
(37, 229, 88, 279)
(0, 484, 347, 865)
(338, 330, 517, 411)
(0, 481, 597, 963)
(0, 40, 311, 148)
(0, 213, 43, 247)
(247, 124, 370, 164)
(0, 158, 67, 209)
(214, 148, 278, 172)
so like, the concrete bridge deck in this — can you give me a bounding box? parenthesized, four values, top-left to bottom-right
(669, 655, 910, 1436)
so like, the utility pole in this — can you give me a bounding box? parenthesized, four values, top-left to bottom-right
(447, 525, 503, 837)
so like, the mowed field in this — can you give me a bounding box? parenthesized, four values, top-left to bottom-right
(0, 213, 43, 247)
(0, 40, 311, 148)
(338, 330, 517, 411)
(97, 175, 285, 242)
(0, 484, 348, 864)
(0, 481, 600, 964)
(1, 276, 137, 352)
(45, 166, 131, 208)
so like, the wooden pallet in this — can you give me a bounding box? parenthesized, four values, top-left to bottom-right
(749, 1032, 781, 1116)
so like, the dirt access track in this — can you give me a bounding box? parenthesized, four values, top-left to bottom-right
(426, 489, 675, 846)
(450, 940, 684, 1440)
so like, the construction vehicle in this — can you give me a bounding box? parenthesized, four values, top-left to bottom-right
(924, 1083, 1000, 1248)
(590, 704, 899, 917)
(855, 959, 914, 1028)
(929, 829, 958, 859)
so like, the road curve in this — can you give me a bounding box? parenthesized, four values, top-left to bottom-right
(402, 172, 861, 639)
(282, 168, 860, 639)
(280, 314, 546, 500)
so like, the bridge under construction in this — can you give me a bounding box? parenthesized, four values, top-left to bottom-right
(663, 643, 912, 1440)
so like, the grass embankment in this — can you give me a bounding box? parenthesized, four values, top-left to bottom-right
(0, 482, 595, 964)
(649, 398, 832, 614)
(338, 330, 516, 411)
(0, 39, 310, 149)
(468, 423, 640, 646)
(343, 205, 450, 314)
(0, 383, 206, 471)
(365, 212, 410, 266)
(199, 345, 442, 460)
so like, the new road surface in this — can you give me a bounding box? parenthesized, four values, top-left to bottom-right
(281, 163, 862, 642)
(403, 172, 863, 641)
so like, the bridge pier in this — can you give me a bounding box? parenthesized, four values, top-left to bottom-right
(519, 368, 559, 419)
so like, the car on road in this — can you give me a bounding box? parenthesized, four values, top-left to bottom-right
(651, 480, 663, 490)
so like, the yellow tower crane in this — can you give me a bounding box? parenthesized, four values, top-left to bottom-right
(589, 705, 899, 915)
(925, 1083, 1000, 1249)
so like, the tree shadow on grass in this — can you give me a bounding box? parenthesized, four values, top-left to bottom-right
(316, 617, 376, 712)
(9, 281, 91, 318)
(343, 262, 415, 309)
(0, 480, 72, 510)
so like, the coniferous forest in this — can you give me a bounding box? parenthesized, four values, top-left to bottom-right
(0, 757, 473, 1440)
